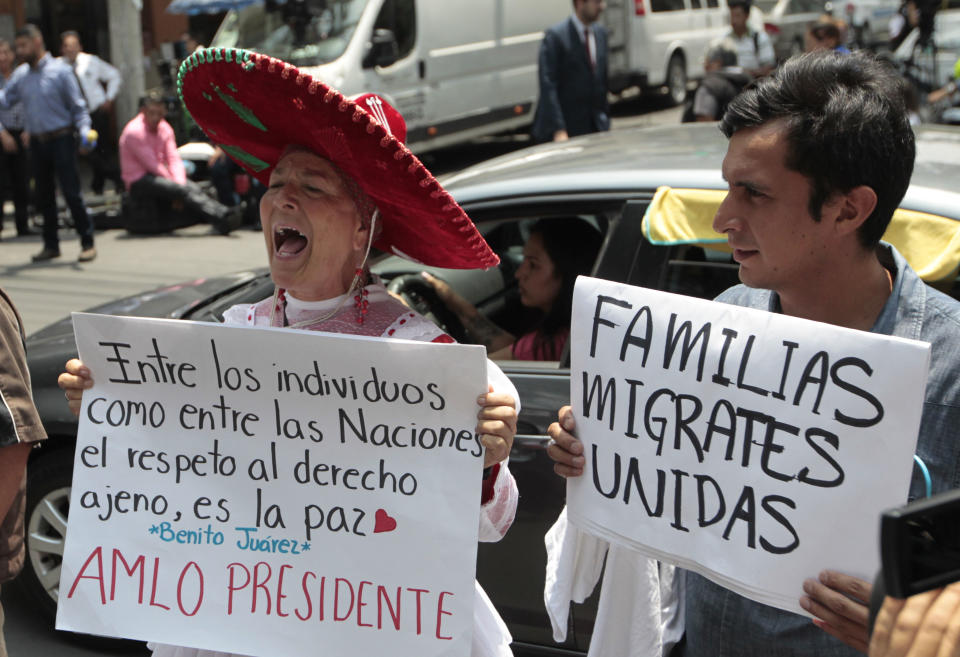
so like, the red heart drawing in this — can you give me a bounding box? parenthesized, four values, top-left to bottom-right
(374, 509, 397, 533)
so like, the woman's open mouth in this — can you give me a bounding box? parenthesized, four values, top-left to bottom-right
(274, 226, 308, 257)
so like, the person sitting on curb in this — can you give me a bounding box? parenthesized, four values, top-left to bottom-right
(118, 90, 241, 235)
(683, 39, 751, 122)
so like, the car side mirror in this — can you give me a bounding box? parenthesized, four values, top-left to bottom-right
(362, 28, 400, 69)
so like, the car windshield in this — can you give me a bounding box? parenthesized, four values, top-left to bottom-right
(210, 0, 369, 67)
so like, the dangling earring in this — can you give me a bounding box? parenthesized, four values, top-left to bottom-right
(354, 268, 369, 324)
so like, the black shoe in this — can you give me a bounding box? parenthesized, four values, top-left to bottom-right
(32, 247, 61, 262)
(212, 207, 244, 235)
(16, 227, 37, 237)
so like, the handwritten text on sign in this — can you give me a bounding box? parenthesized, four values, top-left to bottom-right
(57, 313, 487, 657)
(566, 277, 930, 613)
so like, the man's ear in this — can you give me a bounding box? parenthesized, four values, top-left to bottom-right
(830, 185, 878, 238)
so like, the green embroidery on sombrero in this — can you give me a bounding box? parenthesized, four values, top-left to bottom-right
(211, 84, 267, 131)
(225, 49, 234, 63)
(221, 144, 269, 172)
(202, 92, 212, 101)
(214, 49, 223, 62)
(227, 83, 237, 92)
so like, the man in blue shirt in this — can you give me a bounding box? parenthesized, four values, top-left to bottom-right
(547, 51, 960, 656)
(0, 38, 31, 240)
(0, 24, 96, 262)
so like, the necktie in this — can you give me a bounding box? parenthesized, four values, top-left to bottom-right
(584, 27, 594, 71)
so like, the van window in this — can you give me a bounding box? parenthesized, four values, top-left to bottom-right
(373, 0, 416, 59)
(788, 0, 825, 13)
(651, 0, 687, 12)
(211, 0, 368, 67)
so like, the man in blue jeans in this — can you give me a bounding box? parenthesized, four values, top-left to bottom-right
(547, 51, 960, 656)
(0, 24, 96, 263)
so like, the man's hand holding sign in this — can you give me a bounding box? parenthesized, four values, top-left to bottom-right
(57, 314, 501, 657)
(549, 276, 929, 616)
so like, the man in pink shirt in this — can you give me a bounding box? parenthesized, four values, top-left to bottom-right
(119, 90, 240, 234)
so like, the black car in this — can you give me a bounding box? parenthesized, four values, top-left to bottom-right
(19, 123, 960, 654)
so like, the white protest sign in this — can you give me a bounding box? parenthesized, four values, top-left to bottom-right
(566, 277, 930, 614)
(57, 313, 487, 657)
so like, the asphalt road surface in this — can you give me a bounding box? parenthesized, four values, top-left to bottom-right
(0, 93, 681, 657)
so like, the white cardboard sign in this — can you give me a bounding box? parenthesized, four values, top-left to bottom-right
(566, 277, 930, 613)
(57, 313, 487, 657)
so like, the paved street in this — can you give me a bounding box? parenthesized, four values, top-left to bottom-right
(0, 95, 681, 657)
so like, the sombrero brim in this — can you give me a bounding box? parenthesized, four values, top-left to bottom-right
(177, 48, 498, 269)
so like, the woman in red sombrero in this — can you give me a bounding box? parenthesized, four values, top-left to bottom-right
(59, 48, 519, 657)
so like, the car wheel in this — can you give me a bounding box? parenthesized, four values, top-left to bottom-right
(666, 53, 687, 106)
(16, 447, 72, 620)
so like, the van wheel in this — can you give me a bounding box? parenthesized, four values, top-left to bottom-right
(666, 53, 687, 106)
(16, 447, 72, 620)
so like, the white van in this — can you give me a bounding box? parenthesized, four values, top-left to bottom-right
(602, 0, 762, 104)
(840, 0, 900, 46)
(209, 0, 568, 153)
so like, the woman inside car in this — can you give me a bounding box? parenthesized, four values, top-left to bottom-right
(424, 216, 603, 360)
(58, 47, 519, 657)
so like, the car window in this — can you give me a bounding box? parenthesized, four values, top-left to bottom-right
(446, 212, 612, 364)
(662, 245, 741, 300)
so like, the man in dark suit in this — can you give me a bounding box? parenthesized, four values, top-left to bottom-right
(532, 0, 610, 143)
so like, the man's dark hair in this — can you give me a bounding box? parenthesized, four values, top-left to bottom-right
(705, 39, 739, 67)
(728, 0, 752, 12)
(15, 24, 43, 42)
(719, 51, 915, 248)
(60, 30, 80, 43)
(808, 19, 840, 43)
(527, 217, 603, 360)
(140, 89, 166, 108)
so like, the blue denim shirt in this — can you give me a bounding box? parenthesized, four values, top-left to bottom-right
(681, 243, 960, 657)
(0, 54, 90, 134)
(0, 70, 25, 131)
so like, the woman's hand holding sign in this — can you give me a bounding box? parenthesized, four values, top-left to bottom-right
(477, 386, 517, 468)
(546, 405, 585, 478)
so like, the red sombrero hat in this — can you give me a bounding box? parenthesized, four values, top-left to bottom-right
(177, 48, 497, 269)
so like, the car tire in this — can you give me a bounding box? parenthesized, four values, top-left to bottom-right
(666, 53, 687, 106)
(16, 447, 72, 621)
